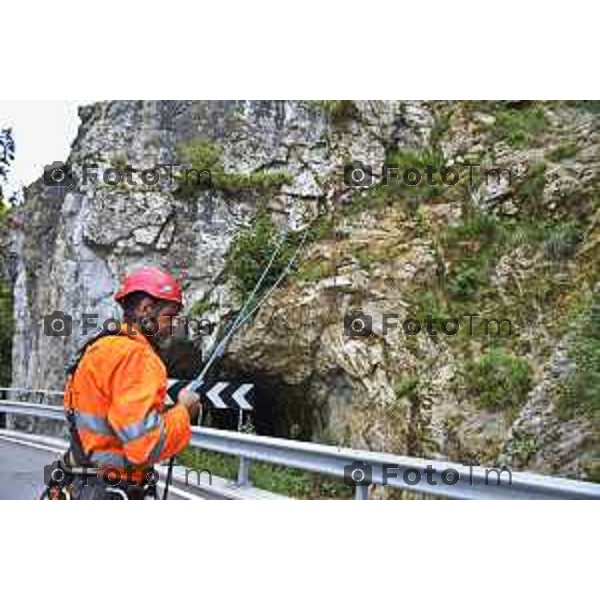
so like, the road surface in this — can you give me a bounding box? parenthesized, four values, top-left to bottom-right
(0, 429, 282, 500)
(0, 438, 56, 499)
(0, 436, 202, 499)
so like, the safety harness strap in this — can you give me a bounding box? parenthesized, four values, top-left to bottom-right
(65, 405, 95, 467)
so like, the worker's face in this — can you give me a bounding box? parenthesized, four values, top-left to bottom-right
(134, 298, 182, 340)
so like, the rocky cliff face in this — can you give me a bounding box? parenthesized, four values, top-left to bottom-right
(5, 100, 599, 480)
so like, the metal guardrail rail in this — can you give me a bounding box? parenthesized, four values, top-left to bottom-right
(189, 426, 600, 500)
(1, 393, 600, 500)
(0, 387, 64, 398)
(0, 399, 65, 421)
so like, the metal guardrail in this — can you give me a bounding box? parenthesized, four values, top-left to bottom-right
(189, 426, 600, 500)
(0, 387, 64, 398)
(0, 399, 65, 421)
(1, 394, 600, 500)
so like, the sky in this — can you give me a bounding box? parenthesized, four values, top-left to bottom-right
(0, 101, 81, 198)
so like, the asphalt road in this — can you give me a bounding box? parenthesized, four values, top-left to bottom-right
(0, 438, 56, 499)
(0, 436, 209, 500)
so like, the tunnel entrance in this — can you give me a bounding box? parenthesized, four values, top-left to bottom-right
(155, 337, 329, 441)
(206, 362, 321, 440)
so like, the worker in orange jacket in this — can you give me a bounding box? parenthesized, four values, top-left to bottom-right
(63, 266, 201, 500)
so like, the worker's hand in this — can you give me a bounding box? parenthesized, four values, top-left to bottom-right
(178, 387, 201, 423)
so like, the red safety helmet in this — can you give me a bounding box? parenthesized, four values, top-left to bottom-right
(114, 266, 183, 306)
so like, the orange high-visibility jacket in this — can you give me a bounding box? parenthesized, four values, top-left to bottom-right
(64, 324, 191, 482)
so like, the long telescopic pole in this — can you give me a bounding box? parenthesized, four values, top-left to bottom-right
(164, 226, 309, 499)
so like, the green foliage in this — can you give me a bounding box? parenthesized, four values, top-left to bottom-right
(295, 260, 336, 283)
(443, 206, 499, 300)
(437, 170, 554, 275)
(463, 100, 506, 114)
(178, 447, 353, 499)
(227, 208, 337, 295)
(445, 207, 498, 243)
(441, 197, 581, 302)
(313, 100, 359, 123)
(308, 213, 335, 243)
(413, 205, 428, 237)
(343, 187, 385, 217)
(546, 142, 578, 162)
(0, 202, 11, 221)
(225, 206, 280, 301)
(520, 163, 547, 198)
(494, 216, 582, 260)
(543, 222, 583, 260)
(558, 296, 600, 420)
(111, 154, 129, 171)
(180, 138, 222, 172)
(585, 460, 600, 484)
(490, 105, 549, 148)
(250, 460, 352, 498)
(387, 147, 445, 174)
(394, 377, 419, 398)
(447, 264, 481, 299)
(355, 246, 382, 268)
(510, 431, 539, 464)
(225, 206, 303, 302)
(464, 350, 533, 412)
(188, 297, 217, 318)
(344, 146, 453, 218)
(0, 279, 13, 385)
(412, 291, 451, 324)
(178, 447, 238, 480)
(177, 138, 292, 200)
(496, 220, 550, 248)
(517, 163, 547, 217)
(429, 108, 452, 147)
(383, 147, 447, 198)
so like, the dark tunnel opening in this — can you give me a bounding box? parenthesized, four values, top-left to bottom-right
(210, 361, 319, 440)
(155, 336, 323, 441)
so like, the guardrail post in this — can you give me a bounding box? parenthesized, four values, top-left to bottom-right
(237, 456, 250, 487)
(355, 485, 369, 500)
(0, 389, 6, 429)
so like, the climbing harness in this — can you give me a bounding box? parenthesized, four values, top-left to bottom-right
(42, 329, 158, 500)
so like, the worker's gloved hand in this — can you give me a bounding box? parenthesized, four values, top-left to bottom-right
(178, 388, 202, 424)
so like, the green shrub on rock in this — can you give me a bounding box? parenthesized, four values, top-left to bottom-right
(490, 106, 549, 148)
(177, 138, 292, 200)
(465, 349, 533, 412)
(559, 297, 600, 420)
(543, 222, 583, 260)
(225, 207, 304, 302)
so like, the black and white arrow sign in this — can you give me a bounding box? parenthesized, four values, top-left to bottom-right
(231, 383, 253, 410)
(167, 379, 254, 410)
(206, 381, 229, 409)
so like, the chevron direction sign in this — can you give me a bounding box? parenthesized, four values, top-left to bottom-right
(167, 379, 254, 410)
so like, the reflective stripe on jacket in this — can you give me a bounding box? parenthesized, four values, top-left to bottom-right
(64, 324, 191, 483)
